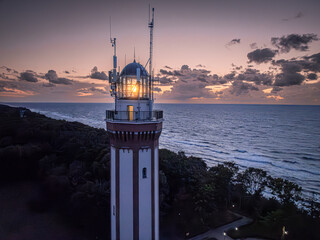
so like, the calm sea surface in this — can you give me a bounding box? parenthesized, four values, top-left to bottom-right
(4, 103, 320, 198)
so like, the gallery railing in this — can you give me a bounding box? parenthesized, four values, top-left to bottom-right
(106, 110, 163, 122)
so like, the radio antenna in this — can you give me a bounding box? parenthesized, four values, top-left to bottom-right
(148, 7, 154, 100)
(109, 16, 117, 101)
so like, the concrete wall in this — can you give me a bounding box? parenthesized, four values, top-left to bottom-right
(139, 148, 152, 240)
(119, 149, 133, 240)
(111, 147, 116, 240)
(154, 147, 159, 240)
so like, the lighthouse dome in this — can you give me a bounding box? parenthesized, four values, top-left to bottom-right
(120, 60, 148, 76)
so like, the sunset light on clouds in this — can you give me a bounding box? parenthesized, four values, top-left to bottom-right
(0, 0, 320, 104)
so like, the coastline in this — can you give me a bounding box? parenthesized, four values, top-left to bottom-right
(0, 104, 319, 240)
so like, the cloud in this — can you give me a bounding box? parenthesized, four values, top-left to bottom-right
(307, 73, 317, 80)
(42, 83, 55, 87)
(64, 70, 70, 74)
(224, 73, 235, 80)
(247, 48, 277, 64)
(230, 81, 258, 96)
(77, 87, 108, 96)
(226, 39, 241, 47)
(271, 52, 320, 86)
(231, 64, 242, 71)
(159, 65, 224, 100)
(249, 43, 258, 49)
(158, 76, 174, 85)
(236, 68, 273, 86)
(90, 66, 108, 80)
(271, 86, 283, 93)
(20, 71, 38, 82)
(282, 11, 304, 21)
(153, 87, 162, 92)
(266, 95, 284, 101)
(45, 70, 73, 85)
(0, 85, 14, 92)
(0, 84, 34, 97)
(196, 64, 206, 68)
(160, 68, 183, 76)
(271, 34, 318, 53)
(274, 62, 305, 86)
(181, 65, 190, 71)
(164, 65, 172, 69)
(272, 71, 301, 87)
(294, 12, 304, 19)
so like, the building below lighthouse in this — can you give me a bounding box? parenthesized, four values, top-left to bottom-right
(106, 7, 162, 240)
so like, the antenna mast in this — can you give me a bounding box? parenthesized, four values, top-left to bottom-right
(148, 7, 154, 101)
(109, 17, 118, 100)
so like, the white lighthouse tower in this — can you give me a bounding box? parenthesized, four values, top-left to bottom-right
(106, 8, 163, 240)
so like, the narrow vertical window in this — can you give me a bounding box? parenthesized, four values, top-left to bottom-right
(142, 167, 147, 178)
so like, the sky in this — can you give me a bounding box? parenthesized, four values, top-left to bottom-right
(0, 0, 320, 104)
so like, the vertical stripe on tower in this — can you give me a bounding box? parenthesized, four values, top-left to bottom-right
(133, 149, 139, 240)
(116, 148, 120, 240)
(151, 146, 155, 240)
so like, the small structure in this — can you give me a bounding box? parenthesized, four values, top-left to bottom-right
(106, 7, 163, 240)
(19, 109, 26, 118)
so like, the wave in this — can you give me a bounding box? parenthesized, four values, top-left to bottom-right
(302, 156, 320, 161)
(233, 149, 247, 153)
(234, 156, 320, 176)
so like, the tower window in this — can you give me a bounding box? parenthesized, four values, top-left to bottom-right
(142, 168, 147, 178)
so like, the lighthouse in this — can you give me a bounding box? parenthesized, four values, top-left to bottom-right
(106, 8, 163, 240)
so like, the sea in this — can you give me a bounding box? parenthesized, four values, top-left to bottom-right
(3, 103, 320, 200)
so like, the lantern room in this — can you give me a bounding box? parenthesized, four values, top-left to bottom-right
(117, 60, 150, 100)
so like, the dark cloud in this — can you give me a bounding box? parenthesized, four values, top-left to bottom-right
(158, 77, 173, 85)
(224, 73, 235, 80)
(230, 81, 258, 96)
(160, 69, 172, 75)
(247, 48, 277, 64)
(45, 70, 73, 85)
(273, 61, 305, 86)
(153, 87, 162, 92)
(271, 52, 320, 86)
(249, 43, 258, 49)
(90, 66, 108, 80)
(160, 69, 183, 77)
(77, 87, 108, 95)
(164, 66, 172, 69)
(307, 73, 317, 80)
(159, 65, 224, 100)
(64, 70, 70, 74)
(42, 83, 55, 87)
(231, 63, 243, 71)
(271, 34, 318, 53)
(181, 65, 190, 71)
(20, 71, 38, 82)
(196, 64, 206, 68)
(236, 68, 273, 86)
(226, 39, 241, 47)
(303, 53, 320, 71)
(271, 86, 283, 93)
(274, 72, 305, 86)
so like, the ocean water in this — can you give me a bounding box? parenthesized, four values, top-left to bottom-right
(4, 102, 320, 198)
